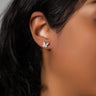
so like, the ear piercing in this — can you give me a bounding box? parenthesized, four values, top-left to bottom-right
(43, 41, 49, 48)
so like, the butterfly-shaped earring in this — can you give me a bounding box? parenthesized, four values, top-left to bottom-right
(43, 41, 49, 48)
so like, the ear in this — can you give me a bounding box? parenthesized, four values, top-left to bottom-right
(29, 11, 56, 50)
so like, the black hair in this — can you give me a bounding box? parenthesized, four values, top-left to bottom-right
(0, 0, 79, 96)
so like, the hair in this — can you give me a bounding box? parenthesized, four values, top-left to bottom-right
(0, 0, 81, 96)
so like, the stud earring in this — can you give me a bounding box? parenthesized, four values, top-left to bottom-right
(43, 41, 49, 48)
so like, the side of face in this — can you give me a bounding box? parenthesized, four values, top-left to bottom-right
(49, 0, 96, 95)
(29, 0, 96, 95)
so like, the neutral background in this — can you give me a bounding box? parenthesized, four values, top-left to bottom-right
(0, 0, 10, 14)
(0, 0, 10, 26)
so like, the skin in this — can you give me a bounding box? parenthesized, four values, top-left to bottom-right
(29, 0, 96, 96)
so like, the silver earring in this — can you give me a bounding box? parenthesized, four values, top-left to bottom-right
(43, 41, 49, 48)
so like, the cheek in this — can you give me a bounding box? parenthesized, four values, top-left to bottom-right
(51, 15, 96, 92)
(56, 29, 96, 79)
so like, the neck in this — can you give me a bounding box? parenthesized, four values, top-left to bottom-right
(40, 64, 78, 96)
(40, 49, 78, 96)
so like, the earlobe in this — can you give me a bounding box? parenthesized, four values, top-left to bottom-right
(29, 12, 52, 49)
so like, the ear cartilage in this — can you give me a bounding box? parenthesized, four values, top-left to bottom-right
(40, 31, 47, 38)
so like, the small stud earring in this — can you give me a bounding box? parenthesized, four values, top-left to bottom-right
(43, 41, 49, 48)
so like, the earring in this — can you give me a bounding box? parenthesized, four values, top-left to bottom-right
(43, 41, 49, 48)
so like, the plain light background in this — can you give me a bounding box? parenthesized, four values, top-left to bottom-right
(0, 0, 10, 14)
(0, 0, 10, 26)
